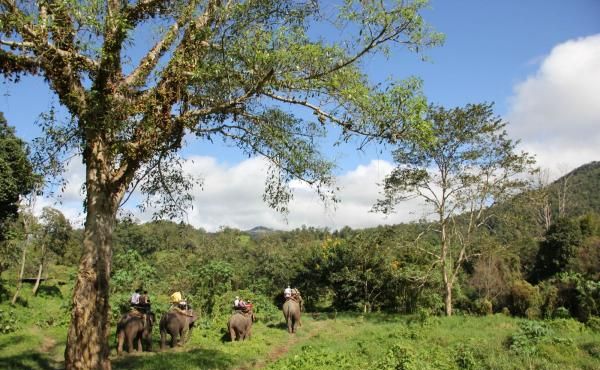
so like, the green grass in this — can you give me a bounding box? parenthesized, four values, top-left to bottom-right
(1, 292, 600, 370)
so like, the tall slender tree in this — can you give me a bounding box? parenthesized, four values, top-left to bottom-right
(1, 1, 441, 368)
(374, 103, 535, 316)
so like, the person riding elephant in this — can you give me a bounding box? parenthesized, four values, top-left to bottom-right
(282, 298, 301, 334)
(116, 311, 155, 354)
(228, 307, 256, 341)
(160, 307, 198, 349)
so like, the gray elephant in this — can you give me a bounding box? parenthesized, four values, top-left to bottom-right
(116, 312, 155, 354)
(159, 308, 198, 349)
(283, 299, 301, 333)
(228, 310, 256, 341)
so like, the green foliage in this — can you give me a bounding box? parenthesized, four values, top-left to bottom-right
(267, 345, 355, 370)
(0, 308, 20, 334)
(533, 218, 583, 281)
(454, 343, 479, 370)
(586, 316, 600, 332)
(111, 249, 157, 294)
(374, 102, 536, 315)
(473, 298, 493, 316)
(372, 344, 419, 370)
(0, 113, 40, 240)
(508, 321, 550, 356)
(554, 307, 571, 319)
(509, 280, 541, 317)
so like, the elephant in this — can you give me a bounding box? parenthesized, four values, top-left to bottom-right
(116, 311, 155, 354)
(283, 299, 301, 333)
(160, 308, 198, 349)
(228, 310, 256, 341)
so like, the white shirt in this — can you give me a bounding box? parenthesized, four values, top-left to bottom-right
(284, 287, 292, 297)
(234, 299, 240, 307)
(131, 292, 140, 304)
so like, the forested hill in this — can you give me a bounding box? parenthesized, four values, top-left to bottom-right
(549, 161, 600, 216)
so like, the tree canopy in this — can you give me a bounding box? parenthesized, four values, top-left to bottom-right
(0, 112, 39, 241)
(374, 102, 536, 316)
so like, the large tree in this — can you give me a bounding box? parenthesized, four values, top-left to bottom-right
(1, 1, 441, 368)
(374, 103, 535, 316)
(0, 112, 38, 241)
(0, 112, 39, 282)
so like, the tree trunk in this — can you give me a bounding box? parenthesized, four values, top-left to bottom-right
(65, 168, 119, 370)
(440, 215, 453, 317)
(32, 243, 46, 295)
(11, 238, 28, 305)
(444, 279, 453, 316)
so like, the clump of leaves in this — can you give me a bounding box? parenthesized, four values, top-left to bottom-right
(454, 343, 479, 370)
(372, 344, 419, 370)
(268, 345, 354, 370)
(0, 308, 20, 334)
(586, 316, 600, 332)
(508, 321, 550, 356)
(580, 342, 600, 359)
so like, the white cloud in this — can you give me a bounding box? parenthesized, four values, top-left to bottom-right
(507, 34, 600, 179)
(148, 156, 428, 232)
(39, 154, 428, 231)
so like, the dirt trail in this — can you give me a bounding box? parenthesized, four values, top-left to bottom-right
(235, 320, 329, 370)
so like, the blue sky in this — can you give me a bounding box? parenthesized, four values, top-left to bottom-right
(1, 0, 599, 230)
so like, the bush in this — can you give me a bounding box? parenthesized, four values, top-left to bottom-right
(473, 298, 493, 316)
(454, 344, 478, 370)
(372, 344, 419, 370)
(508, 321, 549, 356)
(539, 282, 559, 318)
(586, 316, 600, 332)
(509, 280, 541, 317)
(580, 342, 600, 359)
(553, 306, 571, 319)
(0, 308, 20, 333)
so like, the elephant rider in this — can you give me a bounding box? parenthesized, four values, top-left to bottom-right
(233, 296, 240, 309)
(131, 288, 141, 307)
(292, 288, 304, 311)
(138, 290, 151, 313)
(284, 285, 292, 300)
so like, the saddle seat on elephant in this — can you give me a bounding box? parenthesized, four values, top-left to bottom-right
(171, 306, 196, 318)
(235, 303, 253, 315)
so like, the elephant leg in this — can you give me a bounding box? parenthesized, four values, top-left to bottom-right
(287, 316, 293, 334)
(117, 331, 125, 355)
(160, 330, 166, 350)
(137, 334, 143, 352)
(146, 333, 152, 352)
(171, 332, 177, 348)
(181, 327, 189, 345)
(229, 326, 236, 341)
(127, 334, 135, 353)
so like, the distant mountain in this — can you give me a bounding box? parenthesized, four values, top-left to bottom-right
(245, 226, 276, 235)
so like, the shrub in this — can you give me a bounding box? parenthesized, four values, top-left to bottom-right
(473, 298, 493, 316)
(0, 308, 20, 334)
(372, 344, 419, 370)
(586, 316, 600, 332)
(553, 306, 571, 319)
(509, 280, 541, 317)
(539, 282, 559, 318)
(580, 342, 600, 359)
(508, 321, 549, 356)
(454, 344, 478, 370)
(525, 307, 541, 319)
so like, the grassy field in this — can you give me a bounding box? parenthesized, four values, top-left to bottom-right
(1, 291, 600, 370)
